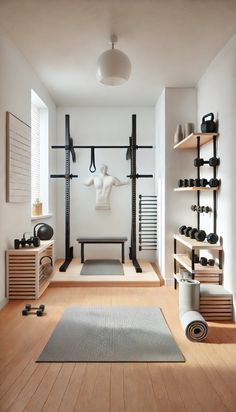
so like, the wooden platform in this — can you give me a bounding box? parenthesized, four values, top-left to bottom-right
(50, 258, 161, 287)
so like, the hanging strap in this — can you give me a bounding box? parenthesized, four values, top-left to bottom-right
(89, 146, 96, 173)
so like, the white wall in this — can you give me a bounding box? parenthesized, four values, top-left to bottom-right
(155, 87, 197, 281)
(56, 107, 155, 262)
(0, 31, 56, 308)
(197, 33, 236, 305)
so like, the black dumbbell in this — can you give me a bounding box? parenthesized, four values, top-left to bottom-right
(25, 304, 45, 312)
(191, 205, 211, 213)
(198, 206, 211, 213)
(200, 257, 208, 266)
(194, 254, 199, 263)
(188, 179, 194, 187)
(200, 257, 215, 266)
(179, 226, 218, 244)
(207, 233, 219, 244)
(22, 304, 45, 317)
(191, 205, 197, 211)
(179, 225, 187, 235)
(179, 179, 184, 187)
(183, 179, 189, 187)
(200, 178, 220, 187)
(183, 226, 192, 237)
(189, 228, 198, 239)
(22, 308, 44, 316)
(194, 178, 201, 187)
(194, 157, 220, 167)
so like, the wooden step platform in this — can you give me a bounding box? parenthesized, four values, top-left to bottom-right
(50, 258, 161, 287)
(200, 284, 233, 321)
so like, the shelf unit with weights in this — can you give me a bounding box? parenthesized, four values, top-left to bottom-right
(173, 132, 222, 288)
(6, 240, 54, 299)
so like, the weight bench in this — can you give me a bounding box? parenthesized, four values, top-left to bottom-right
(76, 237, 128, 264)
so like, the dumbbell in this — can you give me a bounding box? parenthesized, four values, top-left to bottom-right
(200, 257, 215, 266)
(179, 179, 195, 188)
(179, 226, 219, 244)
(25, 304, 45, 312)
(191, 229, 218, 243)
(178, 179, 189, 187)
(179, 226, 193, 237)
(22, 304, 45, 317)
(194, 157, 220, 167)
(199, 178, 220, 187)
(191, 205, 211, 213)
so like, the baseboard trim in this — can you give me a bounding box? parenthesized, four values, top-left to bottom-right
(165, 278, 174, 286)
(0, 297, 8, 310)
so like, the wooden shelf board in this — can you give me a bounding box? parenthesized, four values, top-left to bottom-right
(174, 253, 223, 274)
(174, 234, 222, 250)
(173, 133, 219, 150)
(174, 187, 218, 192)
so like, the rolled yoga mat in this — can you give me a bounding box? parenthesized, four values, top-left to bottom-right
(179, 279, 208, 342)
(180, 310, 208, 342)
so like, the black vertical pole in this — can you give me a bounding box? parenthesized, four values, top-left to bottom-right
(197, 135, 200, 231)
(59, 114, 73, 272)
(130, 114, 142, 273)
(213, 136, 217, 234)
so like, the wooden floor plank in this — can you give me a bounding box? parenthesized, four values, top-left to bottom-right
(41, 363, 75, 411)
(0, 285, 236, 412)
(23, 364, 62, 412)
(110, 363, 125, 412)
(6, 365, 49, 412)
(123, 363, 157, 412)
(58, 364, 86, 412)
(0, 359, 37, 411)
(73, 363, 111, 412)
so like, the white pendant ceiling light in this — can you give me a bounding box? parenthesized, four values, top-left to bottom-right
(97, 34, 131, 86)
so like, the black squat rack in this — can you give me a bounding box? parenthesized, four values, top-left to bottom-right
(51, 114, 153, 273)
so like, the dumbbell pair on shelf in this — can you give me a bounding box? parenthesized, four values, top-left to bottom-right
(194, 157, 220, 167)
(179, 225, 219, 244)
(191, 205, 211, 213)
(194, 254, 215, 266)
(179, 178, 220, 188)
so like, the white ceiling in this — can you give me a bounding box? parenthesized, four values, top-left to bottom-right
(1, 0, 236, 107)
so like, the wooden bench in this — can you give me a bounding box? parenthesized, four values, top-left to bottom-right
(76, 237, 128, 264)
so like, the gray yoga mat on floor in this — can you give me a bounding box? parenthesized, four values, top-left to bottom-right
(179, 279, 208, 342)
(80, 259, 124, 276)
(37, 307, 185, 362)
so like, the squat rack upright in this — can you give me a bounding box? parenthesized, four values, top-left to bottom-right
(51, 114, 153, 273)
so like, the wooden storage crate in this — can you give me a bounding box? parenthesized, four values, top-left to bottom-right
(6, 240, 54, 299)
(200, 284, 233, 321)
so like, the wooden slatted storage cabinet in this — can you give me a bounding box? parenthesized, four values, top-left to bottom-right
(6, 240, 54, 299)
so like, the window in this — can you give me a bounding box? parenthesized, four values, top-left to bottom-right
(31, 90, 49, 216)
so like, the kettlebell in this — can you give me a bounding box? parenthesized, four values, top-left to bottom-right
(201, 113, 217, 133)
(40, 256, 53, 279)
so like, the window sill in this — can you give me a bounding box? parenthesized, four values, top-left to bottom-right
(31, 213, 53, 221)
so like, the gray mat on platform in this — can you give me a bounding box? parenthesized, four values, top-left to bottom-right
(37, 307, 185, 362)
(80, 259, 124, 276)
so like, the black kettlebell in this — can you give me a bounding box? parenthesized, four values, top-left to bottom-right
(201, 113, 217, 133)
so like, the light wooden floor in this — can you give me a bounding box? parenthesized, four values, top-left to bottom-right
(0, 286, 236, 412)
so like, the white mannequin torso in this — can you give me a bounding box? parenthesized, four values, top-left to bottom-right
(84, 164, 129, 210)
